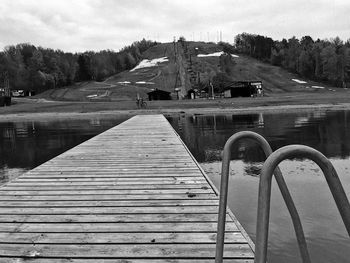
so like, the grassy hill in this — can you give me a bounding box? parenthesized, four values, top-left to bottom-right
(226, 55, 334, 93)
(36, 41, 336, 102)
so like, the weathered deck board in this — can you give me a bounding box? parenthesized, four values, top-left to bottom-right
(0, 244, 253, 258)
(0, 232, 244, 243)
(0, 214, 233, 223)
(0, 115, 254, 262)
(0, 260, 253, 263)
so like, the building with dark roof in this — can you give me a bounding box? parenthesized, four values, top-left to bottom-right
(147, 89, 171, 101)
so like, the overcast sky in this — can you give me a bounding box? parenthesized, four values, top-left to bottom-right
(0, 0, 349, 53)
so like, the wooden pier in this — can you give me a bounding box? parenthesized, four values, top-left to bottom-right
(0, 115, 254, 262)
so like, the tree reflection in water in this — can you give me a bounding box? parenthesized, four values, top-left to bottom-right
(0, 117, 128, 184)
(167, 110, 350, 263)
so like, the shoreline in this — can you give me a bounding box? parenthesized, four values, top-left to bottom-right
(1, 102, 350, 122)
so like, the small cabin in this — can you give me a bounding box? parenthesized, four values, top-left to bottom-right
(0, 89, 11, 107)
(224, 81, 263, 98)
(147, 89, 171, 101)
(187, 89, 196, 99)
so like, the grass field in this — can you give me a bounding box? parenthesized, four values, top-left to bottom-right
(2, 89, 350, 116)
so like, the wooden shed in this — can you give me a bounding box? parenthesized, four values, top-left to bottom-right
(224, 81, 263, 98)
(0, 89, 11, 107)
(147, 89, 171, 101)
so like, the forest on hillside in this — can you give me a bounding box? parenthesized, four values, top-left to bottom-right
(0, 39, 157, 93)
(1, 33, 350, 94)
(234, 33, 350, 87)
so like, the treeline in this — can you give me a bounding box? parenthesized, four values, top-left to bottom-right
(0, 39, 157, 93)
(234, 33, 350, 87)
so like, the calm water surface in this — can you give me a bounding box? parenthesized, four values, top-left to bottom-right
(0, 117, 129, 184)
(168, 110, 350, 263)
(0, 111, 349, 263)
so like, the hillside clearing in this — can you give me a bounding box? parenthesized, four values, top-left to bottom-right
(31, 41, 340, 105)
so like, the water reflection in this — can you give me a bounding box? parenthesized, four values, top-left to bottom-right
(0, 111, 349, 263)
(168, 110, 350, 162)
(0, 117, 128, 183)
(168, 110, 350, 263)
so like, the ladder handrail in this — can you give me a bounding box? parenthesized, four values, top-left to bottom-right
(255, 144, 350, 263)
(215, 132, 311, 263)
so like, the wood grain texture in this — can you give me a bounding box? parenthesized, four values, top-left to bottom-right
(0, 115, 254, 261)
(0, 259, 253, 263)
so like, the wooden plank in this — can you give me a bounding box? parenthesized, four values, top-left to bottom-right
(19, 175, 205, 180)
(1, 184, 211, 190)
(15, 175, 206, 182)
(0, 200, 219, 207)
(0, 189, 213, 195)
(0, 232, 244, 244)
(21, 172, 204, 178)
(0, 244, 254, 258)
(0, 259, 254, 263)
(0, 193, 217, 201)
(5, 182, 208, 187)
(13, 178, 206, 184)
(0, 222, 238, 232)
(45, 159, 194, 163)
(43, 164, 199, 168)
(0, 206, 222, 214)
(0, 214, 232, 223)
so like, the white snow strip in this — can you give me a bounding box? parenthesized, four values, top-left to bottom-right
(311, 86, 325, 89)
(197, 51, 239, 58)
(292, 79, 307, 84)
(294, 117, 309, 127)
(130, 57, 169, 72)
(117, 81, 131, 84)
(136, 81, 155, 85)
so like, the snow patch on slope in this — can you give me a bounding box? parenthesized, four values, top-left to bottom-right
(311, 86, 325, 89)
(130, 57, 169, 71)
(197, 51, 239, 58)
(292, 79, 307, 84)
(135, 81, 155, 85)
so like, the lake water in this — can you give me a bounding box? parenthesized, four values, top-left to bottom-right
(0, 117, 129, 184)
(167, 110, 350, 263)
(0, 111, 349, 262)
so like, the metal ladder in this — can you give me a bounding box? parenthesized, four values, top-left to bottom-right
(215, 131, 350, 263)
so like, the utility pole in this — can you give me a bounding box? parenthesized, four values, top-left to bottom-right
(210, 81, 214, 99)
(173, 36, 177, 62)
(220, 31, 222, 42)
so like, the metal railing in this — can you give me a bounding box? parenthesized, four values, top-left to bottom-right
(215, 131, 311, 263)
(255, 144, 350, 263)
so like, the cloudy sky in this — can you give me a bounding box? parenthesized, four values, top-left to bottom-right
(0, 0, 349, 52)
